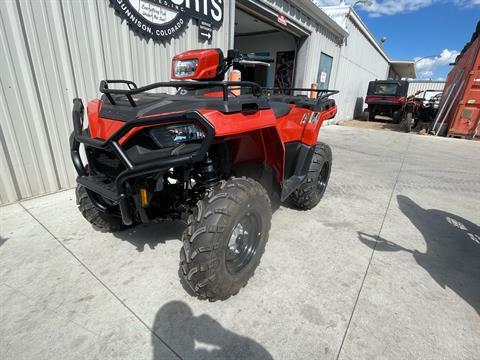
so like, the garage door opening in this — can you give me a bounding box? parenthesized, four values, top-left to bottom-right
(234, 8, 298, 89)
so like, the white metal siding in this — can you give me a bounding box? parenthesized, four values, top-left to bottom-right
(332, 17, 389, 121)
(260, 0, 342, 92)
(0, 0, 231, 204)
(408, 80, 445, 96)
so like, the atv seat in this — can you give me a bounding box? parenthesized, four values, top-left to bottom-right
(269, 101, 291, 118)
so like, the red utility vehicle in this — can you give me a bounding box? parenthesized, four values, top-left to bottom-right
(401, 90, 442, 133)
(70, 49, 337, 301)
(364, 80, 409, 123)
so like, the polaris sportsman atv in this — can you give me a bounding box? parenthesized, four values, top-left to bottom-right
(70, 49, 337, 301)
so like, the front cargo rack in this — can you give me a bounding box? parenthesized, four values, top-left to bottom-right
(99, 79, 264, 106)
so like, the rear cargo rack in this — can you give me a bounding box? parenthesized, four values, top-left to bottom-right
(100, 79, 263, 106)
(262, 87, 339, 102)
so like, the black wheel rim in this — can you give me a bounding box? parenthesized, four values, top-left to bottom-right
(317, 162, 330, 194)
(225, 211, 261, 274)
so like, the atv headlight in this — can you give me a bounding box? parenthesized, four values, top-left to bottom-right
(174, 59, 198, 77)
(149, 124, 205, 148)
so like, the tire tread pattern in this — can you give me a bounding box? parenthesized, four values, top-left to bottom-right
(179, 177, 271, 301)
(76, 185, 124, 232)
(289, 142, 332, 210)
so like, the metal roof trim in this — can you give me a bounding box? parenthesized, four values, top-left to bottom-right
(285, 0, 349, 40)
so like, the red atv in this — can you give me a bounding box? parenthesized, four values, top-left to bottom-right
(401, 90, 442, 133)
(70, 49, 338, 301)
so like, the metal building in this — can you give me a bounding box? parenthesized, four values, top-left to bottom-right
(0, 0, 414, 204)
(0, 0, 231, 204)
(321, 5, 390, 121)
(407, 80, 446, 96)
(321, 5, 416, 120)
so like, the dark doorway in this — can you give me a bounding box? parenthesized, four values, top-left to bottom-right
(234, 8, 297, 88)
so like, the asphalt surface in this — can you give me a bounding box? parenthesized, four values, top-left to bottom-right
(1, 125, 479, 360)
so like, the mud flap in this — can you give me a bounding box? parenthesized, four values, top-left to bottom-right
(280, 142, 315, 201)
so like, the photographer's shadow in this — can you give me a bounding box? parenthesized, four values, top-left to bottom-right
(114, 221, 186, 252)
(152, 301, 273, 360)
(358, 195, 480, 315)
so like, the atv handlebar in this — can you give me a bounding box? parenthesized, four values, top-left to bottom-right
(237, 60, 271, 67)
(99, 80, 263, 106)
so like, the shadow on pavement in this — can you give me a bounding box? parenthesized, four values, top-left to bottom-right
(152, 301, 273, 360)
(114, 221, 186, 252)
(111, 191, 282, 253)
(358, 195, 480, 315)
(0, 236, 8, 247)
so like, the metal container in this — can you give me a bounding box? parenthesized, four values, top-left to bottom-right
(445, 22, 480, 139)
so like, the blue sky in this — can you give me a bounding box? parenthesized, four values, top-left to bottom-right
(316, 1, 480, 80)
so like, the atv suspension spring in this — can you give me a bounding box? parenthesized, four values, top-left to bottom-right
(198, 153, 218, 187)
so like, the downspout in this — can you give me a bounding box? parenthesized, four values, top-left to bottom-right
(229, 0, 236, 50)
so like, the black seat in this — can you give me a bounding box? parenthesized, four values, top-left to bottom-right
(269, 101, 291, 118)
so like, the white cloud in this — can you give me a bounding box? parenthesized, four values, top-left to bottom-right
(454, 0, 480, 7)
(312, 0, 480, 17)
(366, 0, 434, 17)
(415, 49, 460, 79)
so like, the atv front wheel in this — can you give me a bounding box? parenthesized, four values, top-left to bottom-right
(403, 112, 413, 133)
(289, 142, 332, 210)
(392, 110, 402, 124)
(179, 178, 272, 301)
(76, 185, 124, 232)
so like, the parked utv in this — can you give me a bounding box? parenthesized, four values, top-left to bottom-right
(70, 49, 337, 301)
(364, 80, 409, 123)
(400, 89, 442, 132)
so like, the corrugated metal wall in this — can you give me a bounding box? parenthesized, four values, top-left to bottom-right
(264, 0, 343, 96)
(407, 80, 445, 96)
(0, 0, 231, 204)
(332, 16, 390, 121)
(0, 0, 399, 204)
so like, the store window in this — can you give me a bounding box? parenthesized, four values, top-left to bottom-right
(317, 53, 333, 90)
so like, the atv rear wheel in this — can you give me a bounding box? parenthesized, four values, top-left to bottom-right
(179, 177, 272, 301)
(76, 185, 124, 232)
(289, 142, 332, 210)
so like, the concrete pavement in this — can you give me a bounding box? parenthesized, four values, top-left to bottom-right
(1, 125, 479, 359)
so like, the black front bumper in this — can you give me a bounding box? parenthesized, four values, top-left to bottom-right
(70, 98, 214, 225)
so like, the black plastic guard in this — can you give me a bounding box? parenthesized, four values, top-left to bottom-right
(281, 142, 315, 201)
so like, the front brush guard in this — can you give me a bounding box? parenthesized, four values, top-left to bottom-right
(70, 98, 214, 225)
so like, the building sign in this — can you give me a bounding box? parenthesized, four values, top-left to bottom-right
(110, 0, 223, 41)
(198, 20, 213, 41)
(277, 14, 287, 26)
(319, 71, 327, 83)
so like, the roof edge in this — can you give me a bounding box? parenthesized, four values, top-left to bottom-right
(290, 0, 349, 40)
(390, 60, 417, 78)
(346, 7, 390, 62)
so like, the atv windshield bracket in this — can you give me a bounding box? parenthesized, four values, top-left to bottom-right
(99, 79, 263, 105)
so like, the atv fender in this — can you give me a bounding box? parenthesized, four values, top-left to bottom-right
(280, 142, 315, 201)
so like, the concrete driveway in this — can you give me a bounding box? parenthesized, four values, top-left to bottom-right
(1, 126, 479, 360)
